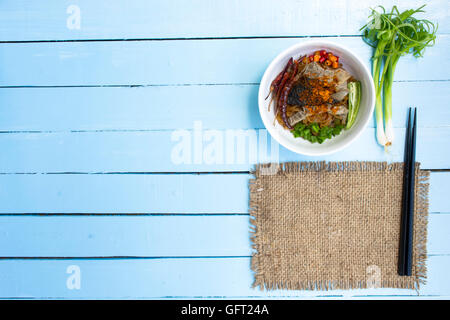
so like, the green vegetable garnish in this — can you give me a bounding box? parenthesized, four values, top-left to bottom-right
(292, 122, 344, 144)
(361, 4, 437, 147)
(346, 81, 361, 129)
(311, 123, 320, 134)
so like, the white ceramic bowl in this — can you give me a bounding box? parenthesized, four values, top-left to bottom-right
(258, 40, 375, 156)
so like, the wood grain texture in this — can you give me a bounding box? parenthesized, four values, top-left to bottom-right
(0, 0, 448, 300)
(0, 127, 448, 173)
(0, 36, 447, 86)
(0, 174, 250, 214)
(0, 256, 449, 298)
(0, 0, 448, 41)
(0, 213, 448, 257)
(0, 172, 447, 214)
(0, 81, 449, 132)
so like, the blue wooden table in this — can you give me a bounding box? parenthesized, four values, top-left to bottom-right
(0, 0, 449, 299)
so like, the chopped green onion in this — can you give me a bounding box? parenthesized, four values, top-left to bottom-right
(292, 122, 344, 144)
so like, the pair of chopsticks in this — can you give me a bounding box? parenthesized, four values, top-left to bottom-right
(398, 107, 417, 276)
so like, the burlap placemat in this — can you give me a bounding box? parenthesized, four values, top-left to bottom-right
(249, 162, 430, 290)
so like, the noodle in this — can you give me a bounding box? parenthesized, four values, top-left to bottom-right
(273, 54, 354, 131)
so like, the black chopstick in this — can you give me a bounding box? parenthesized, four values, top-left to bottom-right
(405, 108, 417, 275)
(398, 109, 411, 275)
(398, 107, 417, 276)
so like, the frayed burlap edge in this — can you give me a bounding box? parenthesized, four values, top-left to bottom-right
(249, 161, 430, 291)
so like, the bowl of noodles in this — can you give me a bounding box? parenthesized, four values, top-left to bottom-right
(258, 40, 375, 156)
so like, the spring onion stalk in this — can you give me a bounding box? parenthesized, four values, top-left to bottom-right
(373, 36, 390, 146)
(383, 56, 398, 145)
(361, 5, 437, 148)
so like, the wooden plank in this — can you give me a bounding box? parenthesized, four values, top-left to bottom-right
(0, 36, 447, 86)
(0, 127, 448, 173)
(0, 213, 447, 257)
(0, 81, 448, 131)
(0, 172, 446, 214)
(429, 172, 450, 214)
(0, 215, 251, 257)
(0, 255, 448, 298)
(0, 85, 262, 132)
(0, 1, 447, 41)
(0, 174, 249, 214)
(428, 213, 450, 255)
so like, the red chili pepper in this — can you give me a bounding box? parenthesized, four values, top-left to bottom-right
(272, 58, 292, 90)
(264, 58, 293, 100)
(275, 58, 293, 98)
(319, 57, 326, 63)
(335, 56, 340, 62)
(279, 62, 298, 130)
(320, 50, 327, 57)
(309, 55, 314, 62)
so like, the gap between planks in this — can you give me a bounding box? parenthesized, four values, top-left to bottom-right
(0, 33, 448, 44)
(1, 126, 450, 134)
(0, 254, 448, 260)
(0, 256, 251, 260)
(0, 79, 448, 89)
(0, 169, 447, 175)
(0, 212, 447, 216)
(0, 35, 378, 44)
